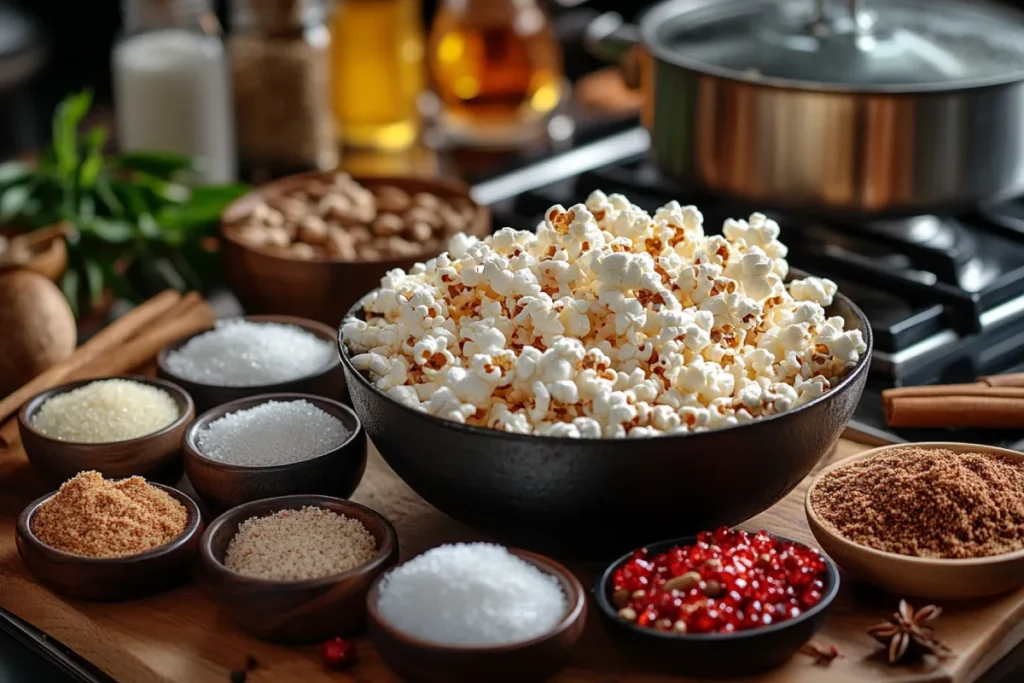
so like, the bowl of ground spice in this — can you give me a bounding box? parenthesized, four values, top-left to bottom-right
(18, 376, 195, 482)
(199, 495, 398, 643)
(16, 471, 203, 601)
(806, 442, 1024, 600)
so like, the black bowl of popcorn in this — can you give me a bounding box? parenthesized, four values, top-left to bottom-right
(338, 197, 873, 553)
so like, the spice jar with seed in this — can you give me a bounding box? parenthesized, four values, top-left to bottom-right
(229, 0, 338, 180)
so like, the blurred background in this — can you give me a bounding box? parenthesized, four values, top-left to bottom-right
(0, 0, 653, 162)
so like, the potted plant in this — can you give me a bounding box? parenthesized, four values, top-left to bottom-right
(0, 90, 247, 319)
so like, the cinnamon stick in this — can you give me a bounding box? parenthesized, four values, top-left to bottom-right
(980, 373, 1024, 388)
(885, 396, 1024, 429)
(883, 385, 1024, 400)
(0, 295, 213, 448)
(0, 289, 181, 426)
(70, 296, 214, 380)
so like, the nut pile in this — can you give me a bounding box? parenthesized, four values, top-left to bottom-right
(228, 173, 480, 262)
(343, 192, 867, 438)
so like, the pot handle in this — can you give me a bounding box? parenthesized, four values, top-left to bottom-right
(584, 12, 640, 66)
(584, 13, 641, 89)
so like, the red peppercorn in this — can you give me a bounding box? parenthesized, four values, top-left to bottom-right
(611, 528, 828, 635)
(321, 637, 356, 669)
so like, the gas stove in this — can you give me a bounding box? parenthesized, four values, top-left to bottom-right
(467, 125, 1024, 450)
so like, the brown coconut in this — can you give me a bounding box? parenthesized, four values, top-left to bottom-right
(0, 269, 77, 397)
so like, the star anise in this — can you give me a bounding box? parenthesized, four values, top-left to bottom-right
(867, 600, 953, 664)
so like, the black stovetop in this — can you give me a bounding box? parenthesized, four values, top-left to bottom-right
(469, 125, 1024, 450)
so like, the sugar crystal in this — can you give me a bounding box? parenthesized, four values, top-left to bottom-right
(32, 379, 180, 443)
(197, 399, 350, 467)
(376, 543, 568, 646)
(165, 320, 335, 386)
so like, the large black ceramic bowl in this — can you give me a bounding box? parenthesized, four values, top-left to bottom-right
(338, 285, 871, 553)
(593, 534, 840, 677)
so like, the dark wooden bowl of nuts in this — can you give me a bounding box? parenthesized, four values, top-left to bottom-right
(220, 172, 492, 326)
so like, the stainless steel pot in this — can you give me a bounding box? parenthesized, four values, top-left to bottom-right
(586, 0, 1024, 216)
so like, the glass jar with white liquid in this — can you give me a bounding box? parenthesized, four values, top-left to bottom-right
(113, 0, 237, 182)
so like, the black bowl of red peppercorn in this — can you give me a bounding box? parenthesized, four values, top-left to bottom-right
(594, 528, 839, 677)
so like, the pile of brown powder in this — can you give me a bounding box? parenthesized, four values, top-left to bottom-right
(811, 447, 1024, 559)
(31, 471, 188, 558)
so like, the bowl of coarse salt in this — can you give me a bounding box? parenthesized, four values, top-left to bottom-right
(199, 495, 398, 643)
(157, 314, 344, 413)
(183, 393, 367, 511)
(365, 543, 587, 683)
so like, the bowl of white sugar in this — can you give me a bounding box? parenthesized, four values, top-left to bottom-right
(18, 376, 195, 481)
(183, 393, 366, 511)
(365, 543, 587, 683)
(157, 315, 344, 413)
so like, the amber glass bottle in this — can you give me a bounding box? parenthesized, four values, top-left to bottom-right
(427, 0, 563, 144)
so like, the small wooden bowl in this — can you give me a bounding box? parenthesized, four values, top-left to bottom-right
(806, 441, 1024, 600)
(593, 534, 839, 677)
(366, 549, 587, 683)
(16, 483, 203, 601)
(200, 495, 399, 643)
(182, 393, 367, 512)
(18, 376, 195, 482)
(220, 172, 491, 326)
(157, 314, 345, 413)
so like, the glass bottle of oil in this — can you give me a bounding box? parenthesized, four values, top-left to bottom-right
(427, 0, 564, 145)
(330, 0, 424, 150)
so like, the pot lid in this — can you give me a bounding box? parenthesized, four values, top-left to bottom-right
(642, 0, 1024, 91)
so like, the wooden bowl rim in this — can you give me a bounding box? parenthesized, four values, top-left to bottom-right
(183, 392, 363, 473)
(18, 375, 196, 448)
(593, 532, 840, 642)
(156, 314, 341, 390)
(806, 441, 1024, 567)
(17, 483, 203, 564)
(337, 275, 874, 444)
(365, 547, 587, 653)
(200, 495, 398, 588)
(219, 171, 490, 265)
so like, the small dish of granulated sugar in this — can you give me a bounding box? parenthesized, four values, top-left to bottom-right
(196, 399, 351, 467)
(164, 319, 335, 386)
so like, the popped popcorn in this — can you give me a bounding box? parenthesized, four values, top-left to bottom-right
(343, 193, 867, 438)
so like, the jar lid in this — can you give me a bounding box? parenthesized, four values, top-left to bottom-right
(642, 0, 1024, 91)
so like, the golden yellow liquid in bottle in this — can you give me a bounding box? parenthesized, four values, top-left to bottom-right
(331, 0, 424, 150)
(428, 0, 563, 137)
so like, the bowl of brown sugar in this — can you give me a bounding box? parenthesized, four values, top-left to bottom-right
(806, 442, 1024, 600)
(16, 471, 203, 601)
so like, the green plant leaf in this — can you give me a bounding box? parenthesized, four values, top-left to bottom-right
(0, 161, 30, 188)
(60, 269, 80, 318)
(115, 151, 195, 179)
(93, 176, 124, 217)
(52, 90, 93, 183)
(137, 212, 161, 240)
(84, 258, 105, 306)
(187, 184, 250, 205)
(78, 127, 109, 189)
(0, 183, 32, 222)
(85, 217, 135, 243)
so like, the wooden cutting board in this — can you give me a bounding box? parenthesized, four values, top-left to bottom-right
(1, 433, 1023, 683)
